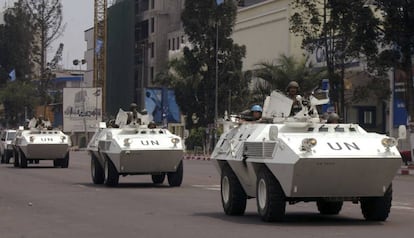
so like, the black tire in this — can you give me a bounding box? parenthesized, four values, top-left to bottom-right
(317, 200, 343, 215)
(152, 173, 166, 184)
(60, 153, 69, 168)
(360, 184, 393, 221)
(13, 149, 19, 168)
(167, 160, 183, 187)
(256, 167, 286, 222)
(53, 159, 61, 167)
(19, 150, 27, 168)
(5, 151, 12, 164)
(91, 155, 104, 184)
(104, 158, 119, 187)
(221, 165, 247, 216)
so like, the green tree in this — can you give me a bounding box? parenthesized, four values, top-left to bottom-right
(290, 0, 380, 118)
(0, 0, 34, 85)
(374, 0, 414, 125)
(0, 81, 39, 126)
(178, 0, 247, 126)
(254, 54, 325, 98)
(0, 0, 36, 125)
(24, 0, 65, 108)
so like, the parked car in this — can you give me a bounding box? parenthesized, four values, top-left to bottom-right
(1, 129, 16, 163)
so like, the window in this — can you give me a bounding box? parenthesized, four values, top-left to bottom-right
(150, 42, 154, 58)
(358, 106, 376, 129)
(150, 67, 154, 81)
(151, 17, 155, 33)
(151, 0, 155, 9)
(172, 38, 175, 50)
(176, 37, 180, 49)
(168, 39, 171, 50)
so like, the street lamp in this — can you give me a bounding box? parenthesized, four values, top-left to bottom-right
(141, 42, 147, 112)
(73, 59, 87, 145)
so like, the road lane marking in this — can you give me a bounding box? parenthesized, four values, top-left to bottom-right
(192, 184, 220, 191)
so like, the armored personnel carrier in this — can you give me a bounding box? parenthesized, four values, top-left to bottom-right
(87, 108, 184, 187)
(12, 118, 71, 168)
(211, 89, 406, 222)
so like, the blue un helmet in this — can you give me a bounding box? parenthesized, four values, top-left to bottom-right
(251, 105, 263, 112)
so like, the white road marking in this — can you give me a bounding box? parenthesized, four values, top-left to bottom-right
(192, 184, 220, 191)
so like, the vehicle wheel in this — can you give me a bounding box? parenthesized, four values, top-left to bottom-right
(1, 152, 4, 163)
(256, 167, 286, 222)
(221, 165, 247, 216)
(91, 154, 104, 184)
(360, 184, 392, 221)
(167, 160, 183, 187)
(317, 200, 343, 215)
(53, 159, 61, 167)
(19, 150, 28, 168)
(152, 173, 166, 184)
(61, 153, 69, 168)
(5, 151, 12, 164)
(104, 158, 119, 187)
(13, 149, 19, 167)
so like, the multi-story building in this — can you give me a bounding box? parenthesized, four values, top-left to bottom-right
(104, 0, 184, 118)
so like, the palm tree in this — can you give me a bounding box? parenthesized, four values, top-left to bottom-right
(253, 54, 326, 97)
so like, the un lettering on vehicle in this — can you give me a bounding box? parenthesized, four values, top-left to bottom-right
(40, 138, 54, 142)
(327, 142, 360, 151)
(140, 140, 159, 146)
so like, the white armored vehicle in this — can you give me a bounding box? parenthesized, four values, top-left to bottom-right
(1, 129, 16, 164)
(87, 108, 184, 187)
(12, 118, 71, 168)
(212, 89, 406, 222)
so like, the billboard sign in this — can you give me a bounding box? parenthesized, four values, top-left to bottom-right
(63, 88, 102, 132)
(145, 87, 180, 125)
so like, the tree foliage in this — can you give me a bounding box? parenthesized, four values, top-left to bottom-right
(0, 81, 39, 127)
(154, 0, 248, 127)
(0, 0, 34, 85)
(254, 54, 326, 97)
(374, 0, 414, 123)
(290, 0, 381, 117)
(24, 0, 65, 106)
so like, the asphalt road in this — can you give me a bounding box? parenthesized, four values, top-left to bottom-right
(1, 151, 413, 238)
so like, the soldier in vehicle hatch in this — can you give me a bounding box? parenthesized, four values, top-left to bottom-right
(286, 81, 302, 116)
(127, 103, 141, 125)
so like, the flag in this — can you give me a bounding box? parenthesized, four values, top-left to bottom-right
(95, 39, 103, 55)
(9, 69, 16, 81)
(216, 0, 224, 5)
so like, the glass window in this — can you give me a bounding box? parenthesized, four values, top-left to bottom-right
(150, 42, 154, 58)
(151, 17, 155, 33)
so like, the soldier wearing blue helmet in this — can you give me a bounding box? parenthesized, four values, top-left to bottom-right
(250, 104, 263, 121)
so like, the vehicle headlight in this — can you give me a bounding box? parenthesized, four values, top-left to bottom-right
(61, 136, 66, 143)
(124, 138, 131, 147)
(171, 138, 180, 147)
(301, 138, 317, 152)
(381, 137, 397, 151)
(29, 136, 34, 142)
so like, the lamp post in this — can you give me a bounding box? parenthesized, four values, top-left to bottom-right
(141, 42, 147, 111)
(73, 59, 87, 145)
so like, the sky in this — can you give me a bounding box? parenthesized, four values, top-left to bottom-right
(0, 0, 94, 69)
